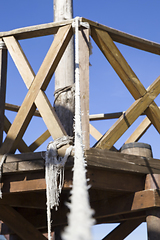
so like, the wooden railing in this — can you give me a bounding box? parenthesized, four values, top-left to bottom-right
(0, 17, 160, 155)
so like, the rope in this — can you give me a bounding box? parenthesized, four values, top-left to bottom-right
(45, 136, 73, 240)
(54, 85, 74, 107)
(62, 17, 94, 240)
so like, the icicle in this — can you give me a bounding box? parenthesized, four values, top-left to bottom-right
(45, 136, 73, 240)
(62, 17, 95, 240)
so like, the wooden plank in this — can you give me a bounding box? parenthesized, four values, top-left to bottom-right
(2, 147, 160, 175)
(125, 117, 151, 143)
(0, 20, 74, 40)
(91, 27, 146, 99)
(29, 130, 50, 152)
(1, 190, 157, 230)
(89, 112, 123, 121)
(86, 148, 160, 174)
(81, 17, 160, 55)
(1, 163, 145, 193)
(91, 27, 160, 134)
(89, 123, 102, 141)
(3, 31, 71, 152)
(0, 205, 47, 240)
(79, 27, 90, 149)
(95, 80, 160, 149)
(5, 103, 41, 117)
(102, 219, 143, 240)
(1, 25, 72, 154)
(0, 39, 7, 146)
(4, 116, 31, 153)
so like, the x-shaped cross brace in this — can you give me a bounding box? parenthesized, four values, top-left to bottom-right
(91, 27, 160, 149)
(0, 24, 73, 154)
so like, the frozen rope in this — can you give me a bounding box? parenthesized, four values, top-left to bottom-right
(0, 154, 7, 198)
(53, 84, 74, 107)
(62, 17, 95, 240)
(45, 136, 73, 240)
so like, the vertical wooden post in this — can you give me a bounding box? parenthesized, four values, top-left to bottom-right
(53, 1, 74, 239)
(145, 174, 160, 240)
(79, 26, 90, 149)
(54, 0, 74, 137)
(0, 39, 7, 146)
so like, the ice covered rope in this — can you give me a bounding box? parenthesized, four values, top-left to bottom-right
(62, 17, 95, 240)
(45, 136, 73, 240)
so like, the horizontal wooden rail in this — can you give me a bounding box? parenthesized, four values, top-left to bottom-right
(0, 19, 74, 40)
(82, 17, 160, 55)
(0, 16, 159, 55)
(5, 103, 147, 120)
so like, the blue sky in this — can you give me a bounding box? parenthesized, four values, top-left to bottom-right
(1, 0, 160, 239)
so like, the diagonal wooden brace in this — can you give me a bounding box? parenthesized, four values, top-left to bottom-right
(91, 27, 160, 149)
(0, 25, 73, 154)
(95, 72, 160, 149)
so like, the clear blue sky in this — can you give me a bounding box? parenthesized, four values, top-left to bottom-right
(1, 1, 160, 239)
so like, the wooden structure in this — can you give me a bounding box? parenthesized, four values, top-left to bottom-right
(0, 17, 160, 239)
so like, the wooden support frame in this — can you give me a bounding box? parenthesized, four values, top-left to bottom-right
(0, 204, 47, 240)
(91, 27, 160, 149)
(0, 24, 73, 154)
(102, 219, 143, 240)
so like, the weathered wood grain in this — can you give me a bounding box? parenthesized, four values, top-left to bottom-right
(95, 83, 160, 149)
(0, 20, 74, 40)
(2, 148, 160, 175)
(82, 17, 160, 55)
(92, 27, 160, 148)
(1, 25, 73, 154)
(4, 116, 31, 153)
(79, 27, 90, 149)
(125, 117, 151, 143)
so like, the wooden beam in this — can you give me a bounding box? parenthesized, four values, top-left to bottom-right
(0, 39, 7, 146)
(1, 25, 73, 154)
(0, 205, 47, 240)
(125, 117, 151, 143)
(0, 20, 74, 40)
(85, 148, 160, 174)
(2, 147, 160, 175)
(102, 219, 143, 240)
(29, 130, 50, 152)
(81, 17, 160, 55)
(1, 162, 145, 194)
(79, 26, 90, 149)
(91, 27, 160, 136)
(95, 79, 160, 149)
(5, 103, 41, 117)
(91, 26, 160, 149)
(1, 190, 158, 230)
(4, 116, 31, 153)
(89, 123, 102, 141)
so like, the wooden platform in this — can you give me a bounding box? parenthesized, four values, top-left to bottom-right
(0, 148, 160, 234)
(0, 16, 160, 239)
